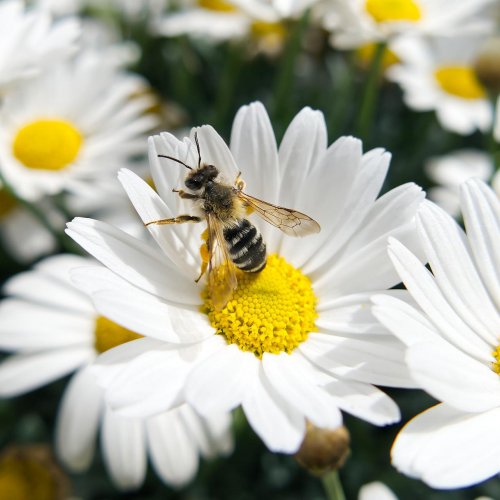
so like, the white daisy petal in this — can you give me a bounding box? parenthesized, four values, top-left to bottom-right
(460, 179, 500, 309)
(242, 362, 305, 453)
(392, 404, 500, 489)
(387, 237, 490, 360)
(323, 378, 400, 426)
(406, 341, 500, 412)
(55, 367, 103, 472)
(66, 217, 199, 306)
(0, 347, 94, 397)
(417, 201, 498, 344)
(0, 299, 93, 351)
(263, 353, 342, 429)
(300, 333, 417, 389)
(146, 408, 199, 488)
(101, 408, 147, 491)
(371, 294, 441, 346)
(187, 344, 257, 415)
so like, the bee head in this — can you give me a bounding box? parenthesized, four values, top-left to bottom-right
(185, 164, 218, 191)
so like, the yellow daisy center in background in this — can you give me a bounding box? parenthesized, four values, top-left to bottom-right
(197, 0, 237, 12)
(491, 346, 500, 374)
(94, 316, 143, 354)
(0, 188, 16, 219)
(365, 0, 421, 23)
(0, 451, 58, 500)
(356, 43, 399, 70)
(251, 20, 286, 42)
(203, 254, 317, 358)
(434, 66, 486, 99)
(13, 119, 83, 171)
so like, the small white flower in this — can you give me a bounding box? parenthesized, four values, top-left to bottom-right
(67, 102, 425, 453)
(372, 179, 500, 488)
(424, 149, 494, 218)
(359, 482, 398, 500)
(0, 0, 80, 90)
(0, 49, 158, 203)
(324, 0, 495, 49)
(387, 35, 493, 135)
(153, 0, 300, 52)
(0, 254, 233, 490)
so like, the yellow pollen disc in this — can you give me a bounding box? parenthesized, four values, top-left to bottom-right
(0, 188, 16, 219)
(492, 346, 500, 374)
(197, 0, 237, 12)
(434, 66, 486, 99)
(365, 0, 421, 23)
(356, 43, 399, 70)
(202, 254, 317, 358)
(0, 455, 56, 500)
(250, 20, 287, 42)
(13, 119, 83, 171)
(94, 316, 143, 354)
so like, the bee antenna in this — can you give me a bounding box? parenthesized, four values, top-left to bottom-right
(194, 131, 202, 169)
(157, 155, 193, 170)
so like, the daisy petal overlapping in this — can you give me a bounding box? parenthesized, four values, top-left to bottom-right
(0, 254, 233, 491)
(372, 179, 500, 489)
(67, 102, 425, 453)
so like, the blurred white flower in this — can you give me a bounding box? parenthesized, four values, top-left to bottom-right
(495, 96, 500, 143)
(67, 102, 424, 453)
(153, 0, 303, 53)
(0, 49, 158, 203)
(424, 149, 495, 217)
(324, 0, 495, 49)
(359, 482, 398, 500)
(0, 0, 80, 90)
(387, 35, 492, 135)
(0, 254, 233, 490)
(372, 179, 500, 488)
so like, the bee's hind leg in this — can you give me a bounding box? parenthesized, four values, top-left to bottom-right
(144, 215, 202, 227)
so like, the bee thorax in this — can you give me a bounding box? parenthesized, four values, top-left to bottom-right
(224, 219, 266, 273)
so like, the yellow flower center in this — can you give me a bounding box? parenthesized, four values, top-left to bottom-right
(0, 188, 16, 219)
(94, 316, 143, 354)
(492, 346, 500, 374)
(197, 0, 237, 12)
(0, 452, 57, 500)
(251, 20, 287, 42)
(356, 43, 399, 70)
(202, 254, 317, 358)
(365, 0, 421, 23)
(434, 66, 486, 99)
(13, 119, 83, 171)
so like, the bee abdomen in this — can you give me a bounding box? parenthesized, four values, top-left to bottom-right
(224, 219, 266, 273)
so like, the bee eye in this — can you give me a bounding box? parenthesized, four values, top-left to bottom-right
(185, 176, 201, 190)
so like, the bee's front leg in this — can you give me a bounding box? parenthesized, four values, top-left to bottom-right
(173, 189, 200, 200)
(145, 215, 202, 226)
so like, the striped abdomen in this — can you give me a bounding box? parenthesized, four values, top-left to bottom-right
(223, 219, 266, 272)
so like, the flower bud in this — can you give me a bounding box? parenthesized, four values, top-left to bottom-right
(294, 422, 350, 476)
(474, 36, 500, 94)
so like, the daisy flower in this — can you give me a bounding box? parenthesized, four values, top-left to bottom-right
(66, 102, 425, 453)
(0, 48, 157, 203)
(359, 482, 398, 500)
(424, 149, 495, 218)
(324, 0, 495, 49)
(152, 0, 310, 53)
(0, 254, 233, 490)
(372, 179, 500, 488)
(0, 0, 80, 90)
(387, 35, 493, 135)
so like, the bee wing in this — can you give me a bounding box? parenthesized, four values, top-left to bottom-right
(236, 191, 321, 237)
(206, 212, 238, 310)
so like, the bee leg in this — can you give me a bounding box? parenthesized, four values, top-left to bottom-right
(144, 215, 201, 227)
(235, 171, 245, 191)
(173, 189, 200, 200)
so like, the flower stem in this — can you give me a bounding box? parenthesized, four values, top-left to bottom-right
(321, 470, 346, 500)
(355, 41, 387, 141)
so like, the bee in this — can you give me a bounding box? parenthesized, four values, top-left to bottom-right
(145, 132, 320, 309)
